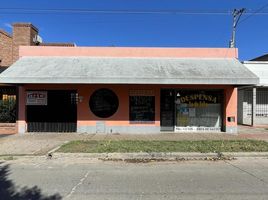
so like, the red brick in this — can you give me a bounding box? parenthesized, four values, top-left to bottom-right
(0, 30, 12, 67)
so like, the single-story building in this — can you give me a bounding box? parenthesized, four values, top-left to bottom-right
(0, 46, 259, 134)
(238, 54, 268, 126)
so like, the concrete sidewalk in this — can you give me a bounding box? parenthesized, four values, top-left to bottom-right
(0, 133, 91, 155)
(237, 125, 268, 141)
(0, 125, 268, 156)
(0, 132, 239, 155)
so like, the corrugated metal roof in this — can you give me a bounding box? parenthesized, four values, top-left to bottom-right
(0, 56, 259, 85)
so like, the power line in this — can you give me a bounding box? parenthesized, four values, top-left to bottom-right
(0, 7, 268, 15)
(0, 8, 231, 15)
(238, 3, 268, 24)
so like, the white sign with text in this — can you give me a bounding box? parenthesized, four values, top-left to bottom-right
(26, 91, 47, 105)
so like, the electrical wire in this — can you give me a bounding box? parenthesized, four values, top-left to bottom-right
(0, 8, 268, 15)
(238, 3, 268, 24)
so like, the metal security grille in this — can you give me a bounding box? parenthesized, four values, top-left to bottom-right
(244, 90, 252, 117)
(27, 90, 77, 132)
(0, 87, 17, 123)
(243, 88, 268, 118)
(256, 89, 268, 117)
(28, 122, 77, 132)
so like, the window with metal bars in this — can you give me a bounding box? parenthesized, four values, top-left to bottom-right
(0, 87, 17, 123)
(243, 88, 268, 117)
(256, 89, 268, 117)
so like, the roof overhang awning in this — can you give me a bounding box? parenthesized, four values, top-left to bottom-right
(0, 56, 259, 85)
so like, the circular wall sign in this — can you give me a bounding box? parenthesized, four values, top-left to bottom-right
(89, 88, 119, 118)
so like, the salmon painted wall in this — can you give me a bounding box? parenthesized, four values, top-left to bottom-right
(16, 46, 238, 133)
(18, 84, 237, 133)
(21, 84, 161, 128)
(17, 86, 26, 134)
(19, 46, 238, 58)
(224, 87, 237, 129)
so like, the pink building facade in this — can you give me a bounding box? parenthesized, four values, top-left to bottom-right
(0, 46, 258, 134)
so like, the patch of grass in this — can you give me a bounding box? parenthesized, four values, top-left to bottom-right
(0, 156, 15, 161)
(57, 140, 268, 153)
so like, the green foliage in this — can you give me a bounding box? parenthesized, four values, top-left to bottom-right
(0, 99, 16, 123)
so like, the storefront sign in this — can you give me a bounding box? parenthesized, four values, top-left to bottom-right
(129, 96, 155, 123)
(180, 94, 217, 103)
(178, 94, 218, 108)
(26, 91, 47, 105)
(175, 126, 221, 132)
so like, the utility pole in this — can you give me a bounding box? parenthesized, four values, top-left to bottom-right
(229, 8, 245, 48)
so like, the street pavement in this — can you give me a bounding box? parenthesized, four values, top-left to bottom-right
(1, 157, 268, 200)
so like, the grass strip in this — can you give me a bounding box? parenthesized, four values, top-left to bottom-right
(57, 140, 268, 153)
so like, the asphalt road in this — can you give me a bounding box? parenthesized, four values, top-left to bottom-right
(1, 157, 268, 200)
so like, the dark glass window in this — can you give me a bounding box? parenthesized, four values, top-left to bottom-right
(89, 89, 119, 118)
(129, 96, 155, 122)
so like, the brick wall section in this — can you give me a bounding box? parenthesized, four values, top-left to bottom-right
(0, 30, 12, 67)
(12, 23, 38, 63)
(0, 23, 75, 67)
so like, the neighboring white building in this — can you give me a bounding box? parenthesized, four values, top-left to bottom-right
(239, 54, 268, 125)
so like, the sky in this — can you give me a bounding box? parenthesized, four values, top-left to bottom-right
(0, 0, 268, 61)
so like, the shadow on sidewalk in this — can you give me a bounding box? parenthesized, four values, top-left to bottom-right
(0, 162, 61, 200)
(0, 134, 14, 139)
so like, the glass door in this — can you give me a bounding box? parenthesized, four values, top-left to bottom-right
(160, 89, 175, 131)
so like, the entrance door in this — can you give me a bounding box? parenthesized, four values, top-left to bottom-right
(160, 89, 175, 131)
(27, 90, 77, 132)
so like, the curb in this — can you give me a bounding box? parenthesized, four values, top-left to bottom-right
(47, 141, 70, 155)
(51, 152, 268, 161)
(1, 152, 268, 162)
